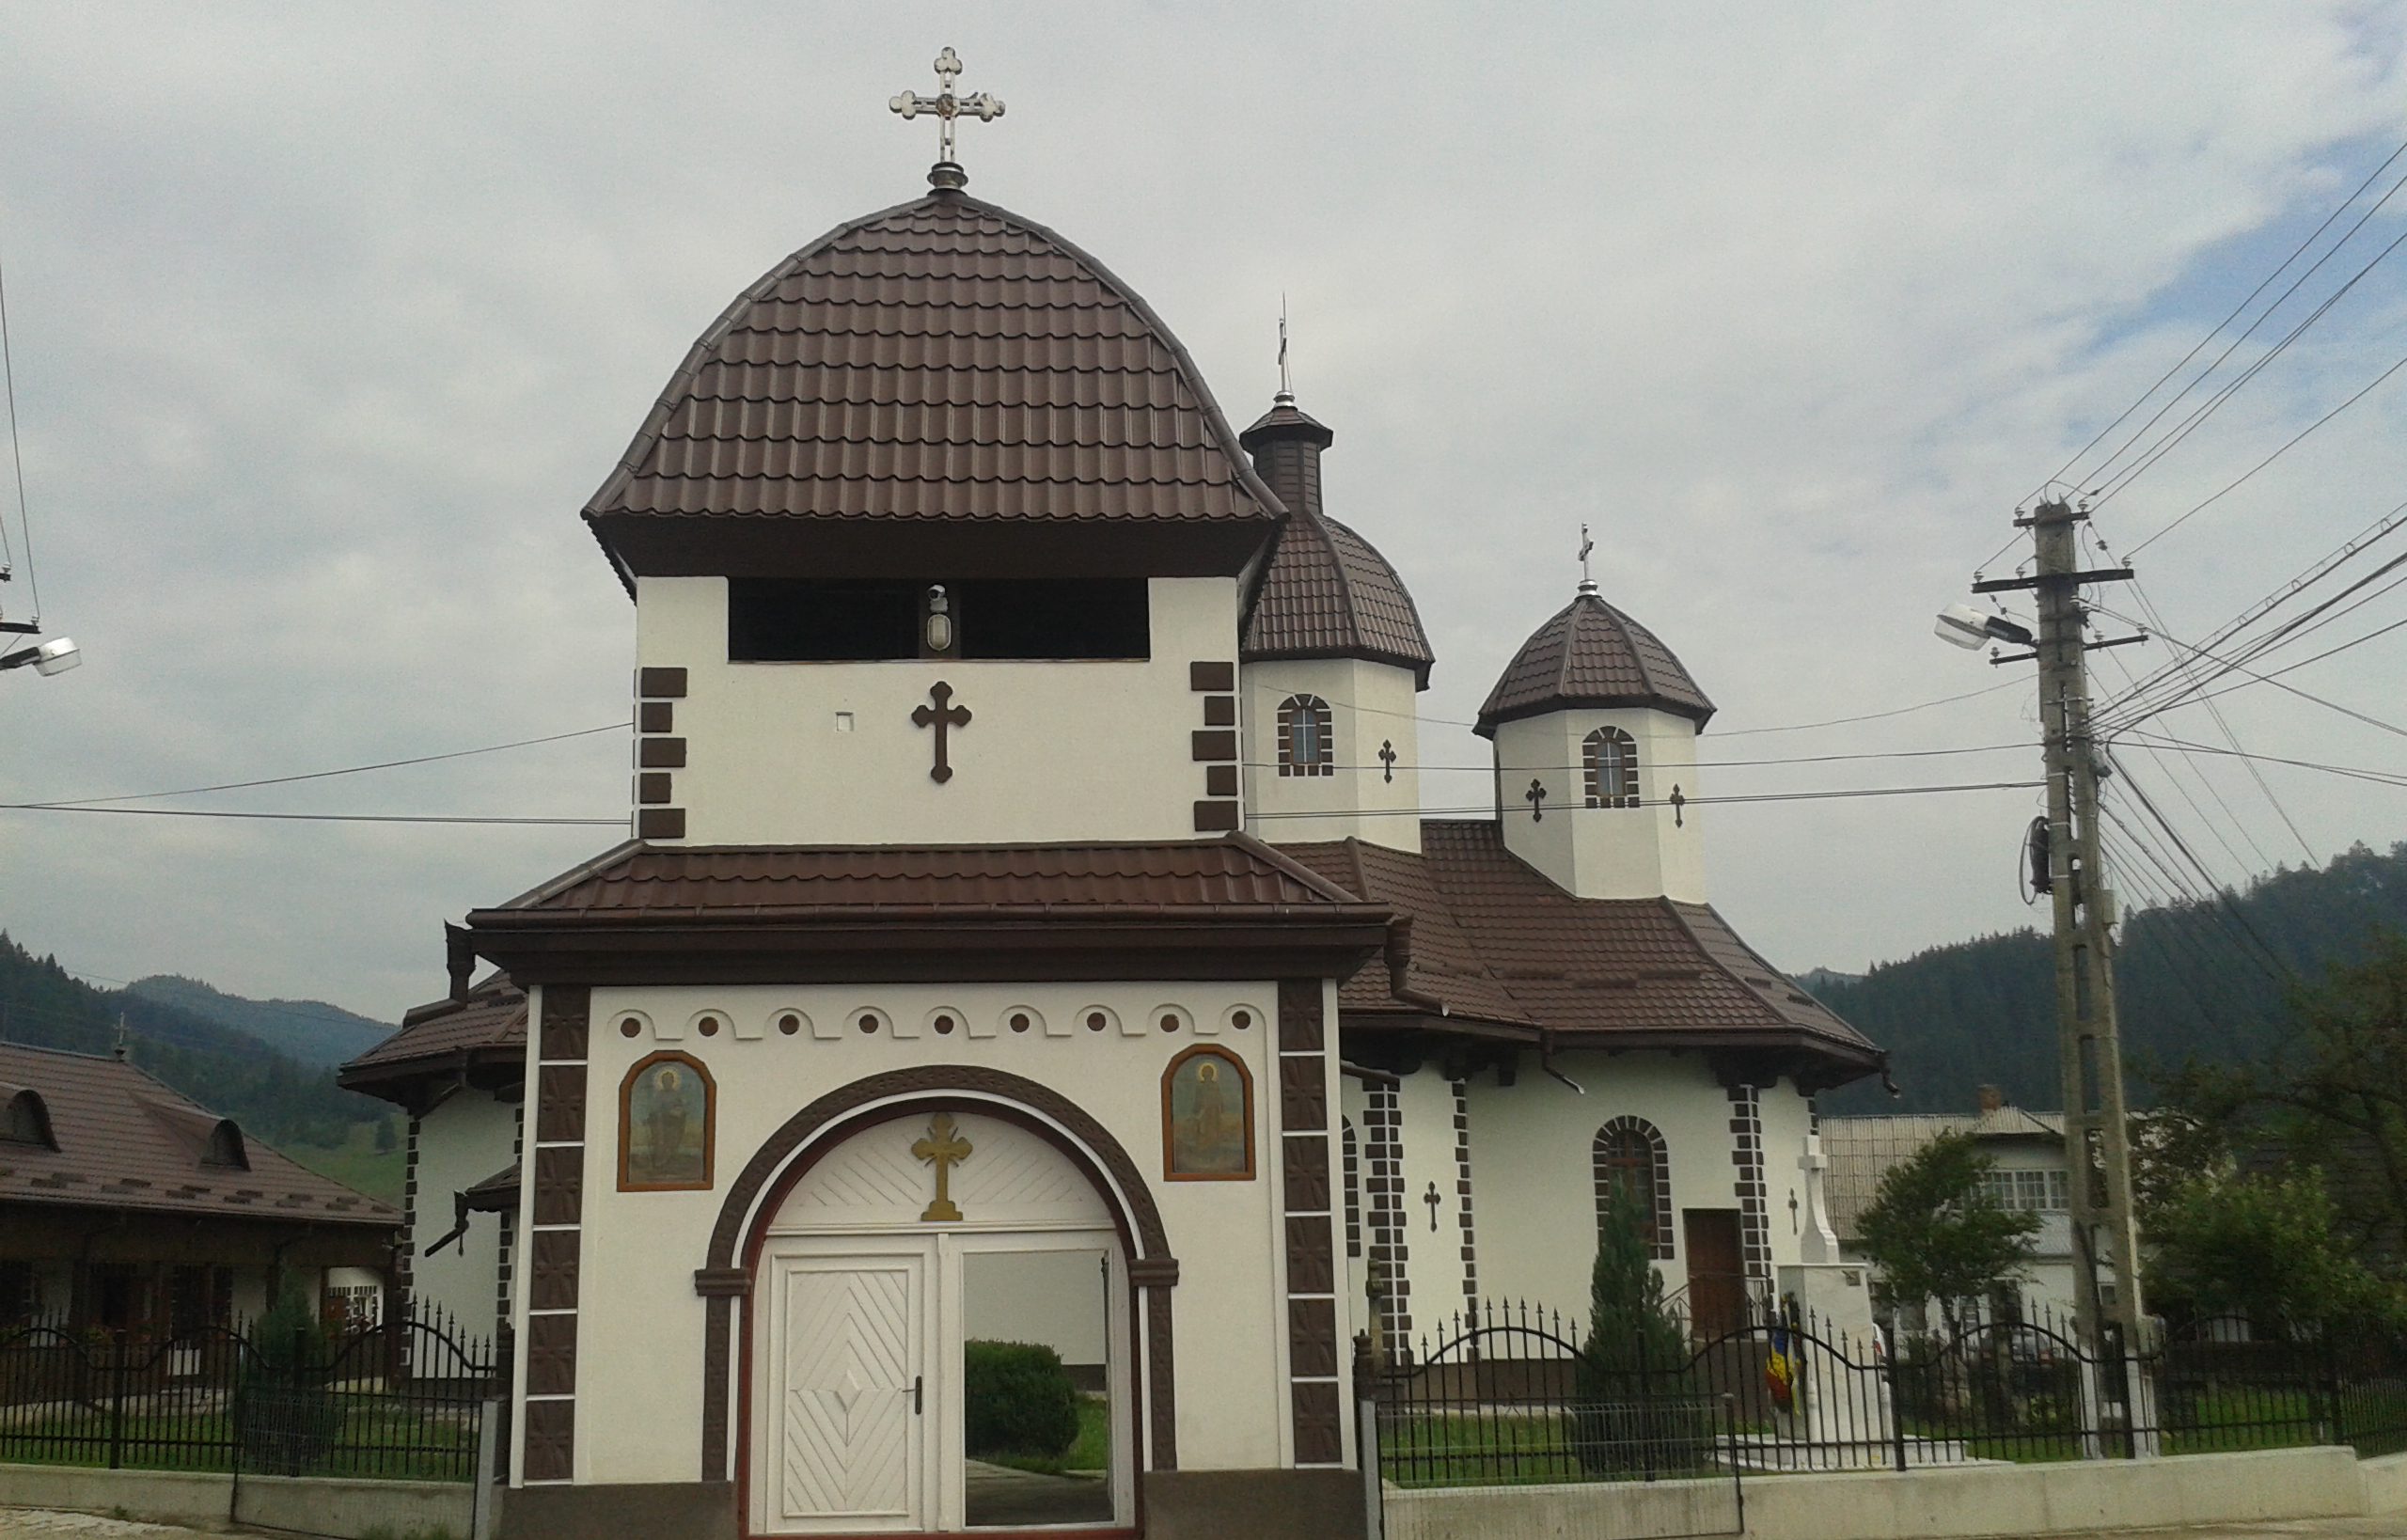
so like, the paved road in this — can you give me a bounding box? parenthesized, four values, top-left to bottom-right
(0, 1515, 231, 1538)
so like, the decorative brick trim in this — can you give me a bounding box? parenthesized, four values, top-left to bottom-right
(637, 700, 675, 733)
(1452, 1080, 1478, 1308)
(1728, 1085, 1770, 1281)
(1275, 695, 1334, 778)
(636, 773, 673, 805)
(1595, 1115, 1675, 1261)
(1361, 1081, 1409, 1360)
(496, 1104, 524, 1336)
(1342, 1117, 1361, 1261)
(637, 737, 686, 769)
(523, 983, 590, 1485)
(1204, 764, 1238, 798)
(1190, 730, 1236, 762)
(1192, 800, 1240, 833)
(1188, 661, 1235, 692)
(1582, 726, 1640, 809)
(637, 809, 687, 841)
(1276, 978, 1342, 1467)
(637, 667, 686, 699)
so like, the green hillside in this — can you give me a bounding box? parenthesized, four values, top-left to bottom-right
(127, 973, 392, 1069)
(1812, 841, 2407, 1114)
(0, 934, 394, 1156)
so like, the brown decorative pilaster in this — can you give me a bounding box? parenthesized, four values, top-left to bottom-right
(522, 984, 589, 1483)
(1277, 978, 1343, 1466)
(1729, 1084, 1770, 1283)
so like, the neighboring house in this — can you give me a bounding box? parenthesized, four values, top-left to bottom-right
(0, 1043, 399, 1332)
(1821, 1088, 2079, 1332)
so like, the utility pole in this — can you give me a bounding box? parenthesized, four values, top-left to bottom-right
(1974, 499, 2147, 1372)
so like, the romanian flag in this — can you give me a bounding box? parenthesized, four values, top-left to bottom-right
(1765, 1319, 1796, 1410)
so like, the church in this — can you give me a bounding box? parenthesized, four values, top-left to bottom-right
(341, 53, 1886, 1540)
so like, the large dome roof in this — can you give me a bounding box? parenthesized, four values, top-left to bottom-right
(583, 188, 1283, 584)
(1475, 589, 1715, 735)
(1237, 399, 1436, 684)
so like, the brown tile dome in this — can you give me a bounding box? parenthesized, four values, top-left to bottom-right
(583, 189, 1283, 586)
(1474, 588, 1715, 736)
(1238, 397, 1436, 684)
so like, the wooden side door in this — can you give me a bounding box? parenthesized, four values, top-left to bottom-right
(1681, 1208, 1746, 1340)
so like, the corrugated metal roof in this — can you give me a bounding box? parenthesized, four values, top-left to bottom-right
(1281, 823, 1880, 1070)
(584, 191, 1282, 562)
(0, 1044, 398, 1227)
(1818, 1109, 2067, 1238)
(494, 837, 1366, 918)
(1476, 591, 1715, 734)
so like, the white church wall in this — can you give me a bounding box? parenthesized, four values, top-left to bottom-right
(410, 1090, 516, 1336)
(1241, 657, 1422, 853)
(1492, 708, 1705, 903)
(637, 575, 1243, 846)
(1463, 1051, 1742, 1324)
(1390, 1069, 1467, 1337)
(1756, 1081, 1816, 1274)
(557, 978, 1319, 1486)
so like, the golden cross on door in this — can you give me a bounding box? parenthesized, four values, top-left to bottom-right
(889, 46, 1005, 177)
(912, 1112, 973, 1222)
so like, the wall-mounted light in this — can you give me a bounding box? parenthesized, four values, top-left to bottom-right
(924, 585, 954, 654)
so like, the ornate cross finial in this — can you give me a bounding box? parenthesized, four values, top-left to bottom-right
(1670, 784, 1686, 828)
(1578, 525, 1597, 595)
(911, 681, 972, 784)
(889, 46, 1005, 189)
(911, 1112, 974, 1222)
(1525, 778, 1547, 823)
(1378, 740, 1397, 784)
(1277, 296, 1293, 403)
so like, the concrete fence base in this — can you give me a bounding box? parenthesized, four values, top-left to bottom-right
(1387, 1446, 2407, 1540)
(0, 1461, 478, 1538)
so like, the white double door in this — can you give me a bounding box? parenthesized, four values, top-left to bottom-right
(754, 1228, 1126, 1535)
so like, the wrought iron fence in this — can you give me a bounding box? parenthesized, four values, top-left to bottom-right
(0, 1305, 499, 1482)
(1366, 1296, 2407, 1495)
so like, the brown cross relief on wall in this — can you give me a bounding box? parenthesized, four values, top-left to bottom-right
(912, 681, 971, 783)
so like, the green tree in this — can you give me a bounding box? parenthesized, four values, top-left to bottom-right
(1856, 1132, 2040, 1338)
(2155, 931, 2407, 1269)
(1573, 1191, 1699, 1473)
(2145, 1171, 2398, 1329)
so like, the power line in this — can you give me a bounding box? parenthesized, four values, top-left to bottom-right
(2094, 608, 2407, 740)
(0, 805, 623, 826)
(27, 721, 632, 808)
(0, 232, 31, 612)
(1242, 741, 2030, 775)
(1245, 778, 2043, 821)
(2037, 132, 2407, 504)
(2115, 730, 2407, 789)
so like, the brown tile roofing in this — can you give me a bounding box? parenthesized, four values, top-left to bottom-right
(339, 976, 525, 1084)
(483, 836, 1370, 919)
(583, 190, 1283, 571)
(0, 1044, 397, 1228)
(1476, 590, 1715, 734)
(1237, 399, 1435, 682)
(1280, 823, 1880, 1076)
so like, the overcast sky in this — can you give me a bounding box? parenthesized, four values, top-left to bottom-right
(4, 5, 2405, 1028)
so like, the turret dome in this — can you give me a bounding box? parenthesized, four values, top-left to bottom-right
(1475, 587, 1714, 736)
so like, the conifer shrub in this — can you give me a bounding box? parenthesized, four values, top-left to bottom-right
(1574, 1191, 1710, 1475)
(963, 1340, 1080, 1460)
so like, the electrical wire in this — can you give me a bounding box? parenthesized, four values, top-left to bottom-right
(2110, 759, 2296, 982)
(0, 805, 623, 826)
(0, 233, 31, 613)
(2094, 608, 2407, 740)
(2037, 132, 2407, 504)
(1240, 741, 2030, 775)
(26, 721, 633, 808)
(1244, 778, 2043, 820)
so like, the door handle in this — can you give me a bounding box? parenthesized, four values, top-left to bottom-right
(913, 1375, 923, 1416)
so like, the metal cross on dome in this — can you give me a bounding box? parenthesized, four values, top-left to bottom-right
(889, 46, 1005, 180)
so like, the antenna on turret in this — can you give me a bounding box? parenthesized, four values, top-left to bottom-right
(1276, 295, 1293, 404)
(1578, 524, 1597, 595)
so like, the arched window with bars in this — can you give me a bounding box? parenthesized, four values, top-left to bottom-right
(1594, 1116, 1674, 1260)
(1278, 695, 1334, 778)
(1583, 726, 1640, 809)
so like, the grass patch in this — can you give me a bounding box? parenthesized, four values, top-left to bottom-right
(0, 1400, 476, 1481)
(981, 1397, 1111, 1477)
(283, 1119, 406, 1205)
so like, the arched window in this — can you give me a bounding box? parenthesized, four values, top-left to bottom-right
(1278, 695, 1334, 778)
(1594, 1116, 1674, 1260)
(1343, 1117, 1361, 1259)
(1583, 727, 1640, 809)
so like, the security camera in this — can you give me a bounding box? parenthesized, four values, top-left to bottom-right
(1934, 604, 2035, 650)
(0, 636, 80, 676)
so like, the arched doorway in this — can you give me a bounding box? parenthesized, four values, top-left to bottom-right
(716, 1079, 1167, 1537)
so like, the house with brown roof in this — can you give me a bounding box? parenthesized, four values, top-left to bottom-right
(345, 70, 1884, 1540)
(0, 1043, 398, 1334)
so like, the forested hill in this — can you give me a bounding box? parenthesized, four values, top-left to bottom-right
(0, 934, 392, 1148)
(126, 974, 391, 1069)
(1812, 841, 2407, 1115)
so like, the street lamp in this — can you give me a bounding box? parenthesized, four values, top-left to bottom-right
(0, 636, 79, 677)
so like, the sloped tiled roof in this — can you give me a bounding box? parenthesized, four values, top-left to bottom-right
(583, 189, 1282, 575)
(1238, 399, 1435, 682)
(0, 1044, 397, 1228)
(1476, 589, 1715, 734)
(1281, 822, 1880, 1076)
(488, 837, 1367, 919)
(340, 974, 526, 1087)
(1819, 1109, 2066, 1239)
